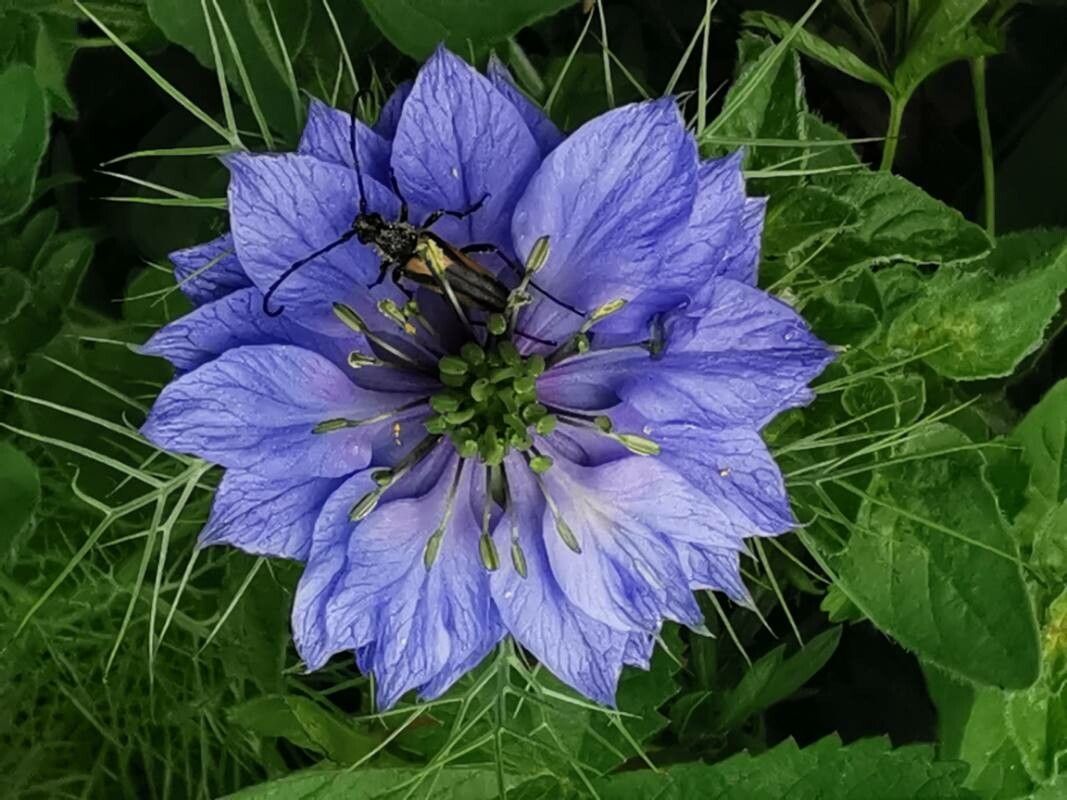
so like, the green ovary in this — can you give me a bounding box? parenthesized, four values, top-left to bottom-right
(425, 339, 555, 468)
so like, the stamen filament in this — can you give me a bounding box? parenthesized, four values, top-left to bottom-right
(424, 459, 466, 569)
(333, 303, 434, 372)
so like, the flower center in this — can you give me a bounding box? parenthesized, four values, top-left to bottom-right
(425, 339, 556, 470)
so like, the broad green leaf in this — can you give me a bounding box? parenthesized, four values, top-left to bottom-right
(147, 0, 311, 141)
(706, 33, 808, 180)
(820, 426, 1040, 689)
(595, 735, 976, 799)
(802, 269, 883, 347)
(0, 63, 49, 223)
(708, 626, 841, 733)
(230, 695, 382, 764)
(893, 0, 1000, 99)
(0, 268, 31, 324)
(223, 767, 543, 799)
(1012, 379, 1067, 574)
(887, 232, 1067, 380)
(841, 374, 926, 429)
(802, 112, 862, 171)
(0, 442, 40, 550)
(359, 0, 578, 60)
(743, 11, 893, 93)
(804, 171, 991, 277)
(761, 185, 858, 256)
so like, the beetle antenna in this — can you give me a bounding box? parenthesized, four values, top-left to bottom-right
(262, 230, 359, 317)
(349, 88, 373, 215)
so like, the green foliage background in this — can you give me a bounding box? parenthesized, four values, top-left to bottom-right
(2, 1, 1067, 798)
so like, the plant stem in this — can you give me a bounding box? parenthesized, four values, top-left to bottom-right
(971, 56, 996, 237)
(879, 93, 906, 172)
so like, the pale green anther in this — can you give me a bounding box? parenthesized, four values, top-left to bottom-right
(535, 415, 558, 436)
(458, 439, 479, 458)
(489, 366, 517, 384)
(372, 469, 393, 486)
(555, 517, 582, 553)
(313, 418, 351, 434)
(587, 298, 627, 325)
(487, 313, 507, 335)
(349, 489, 381, 521)
(511, 540, 528, 578)
(479, 533, 500, 571)
(378, 298, 410, 329)
(575, 333, 590, 353)
(430, 394, 461, 414)
(347, 352, 380, 369)
(438, 355, 469, 376)
(513, 375, 536, 395)
(332, 302, 366, 332)
(526, 354, 546, 376)
(445, 407, 476, 425)
(460, 342, 485, 364)
(498, 341, 520, 366)
(525, 235, 551, 273)
(594, 415, 613, 432)
(529, 455, 553, 474)
(616, 433, 661, 456)
(423, 528, 444, 569)
(522, 403, 548, 423)
(469, 378, 491, 403)
(424, 415, 449, 434)
(441, 372, 467, 388)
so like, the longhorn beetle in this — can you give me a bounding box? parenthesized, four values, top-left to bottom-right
(261, 92, 579, 325)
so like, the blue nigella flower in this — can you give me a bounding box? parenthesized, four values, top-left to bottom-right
(140, 46, 833, 708)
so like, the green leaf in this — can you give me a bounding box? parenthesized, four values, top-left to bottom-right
(595, 735, 977, 799)
(223, 767, 543, 799)
(841, 374, 926, 430)
(803, 171, 991, 277)
(147, 0, 311, 141)
(0, 268, 31, 324)
(817, 426, 1040, 689)
(1011, 379, 1067, 576)
(0, 441, 40, 550)
(802, 269, 883, 347)
(761, 185, 859, 256)
(802, 112, 862, 171)
(886, 231, 1067, 380)
(708, 626, 841, 733)
(893, 0, 1000, 99)
(359, 0, 578, 61)
(743, 11, 893, 93)
(230, 695, 382, 764)
(706, 33, 808, 179)
(0, 63, 49, 223)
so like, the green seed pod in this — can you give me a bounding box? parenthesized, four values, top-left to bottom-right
(430, 393, 461, 413)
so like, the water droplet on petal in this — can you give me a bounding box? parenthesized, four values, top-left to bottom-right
(450, 167, 459, 178)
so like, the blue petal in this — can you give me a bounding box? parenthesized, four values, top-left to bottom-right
(391, 46, 540, 248)
(293, 448, 502, 707)
(490, 456, 634, 706)
(199, 469, 344, 560)
(169, 233, 251, 306)
(226, 152, 403, 334)
(373, 81, 412, 139)
(139, 286, 353, 373)
(672, 541, 752, 605)
(486, 54, 563, 156)
(662, 152, 765, 288)
(511, 99, 697, 344)
(298, 98, 392, 184)
(538, 451, 709, 632)
(142, 344, 421, 478)
(538, 279, 833, 428)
